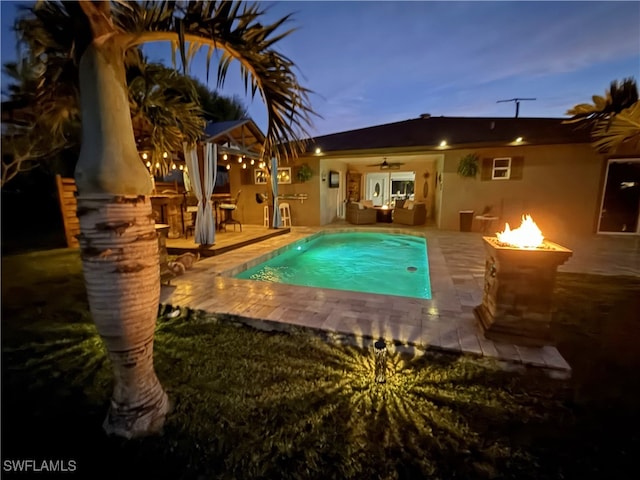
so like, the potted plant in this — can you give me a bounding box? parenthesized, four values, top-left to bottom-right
(457, 153, 479, 178)
(296, 163, 313, 183)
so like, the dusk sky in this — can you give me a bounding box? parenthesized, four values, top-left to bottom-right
(1, 1, 639, 137)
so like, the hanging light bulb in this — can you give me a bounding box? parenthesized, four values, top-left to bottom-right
(163, 152, 168, 159)
(155, 162, 160, 168)
(242, 163, 247, 169)
(237, 156, 243, 163)
(250, 159, 255, 165)
(223, 153, 228, 161)
(179, 165, 184, 171)
(226, 164, 231, 170)
(146, 161, 151, 168)
(142, 152, 148, 160)
(171, 163, 177, 170)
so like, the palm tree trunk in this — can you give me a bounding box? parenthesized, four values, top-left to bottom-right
(75, 42, 168, 437)
(78, 195, 169, 438)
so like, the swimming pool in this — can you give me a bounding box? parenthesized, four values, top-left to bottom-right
(235, 232, 431, 299)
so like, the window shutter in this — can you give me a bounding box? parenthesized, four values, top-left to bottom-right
(510, 156, 524, 180)
(481, 158, 493, 181)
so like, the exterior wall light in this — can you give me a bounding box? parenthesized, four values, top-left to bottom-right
(439, 140, 447, 147)
(515, 137, 523, 143)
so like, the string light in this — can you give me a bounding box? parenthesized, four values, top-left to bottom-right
(226, 164, 231, 170)
(223, 154, 228, 161)
(146, 161, 151, 168)
(179, 165, 184, 171)
(238, 156, 243, 163)
(242, 163, 247, 169)
(142, 153, 148, 160)
(155, 162, 160, 168)
(250, 159, 255, 165)
(163, 152, 168, 159)
(171, 163, 177, 170)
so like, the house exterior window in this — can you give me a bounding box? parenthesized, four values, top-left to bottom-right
(492, 157, 511, 180)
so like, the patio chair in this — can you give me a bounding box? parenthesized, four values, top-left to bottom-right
(219, 190, 242, 232)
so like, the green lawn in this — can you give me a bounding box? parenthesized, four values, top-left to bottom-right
(2, 249, 639, 479)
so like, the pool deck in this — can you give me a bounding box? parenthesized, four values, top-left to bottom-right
(161, 223, 640, 379)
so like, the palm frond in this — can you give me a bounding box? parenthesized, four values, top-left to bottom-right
(591, 102, 640, 153)
(113, 0, 317, 162)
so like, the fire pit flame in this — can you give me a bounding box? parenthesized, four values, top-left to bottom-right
(496, 214, 544, 249)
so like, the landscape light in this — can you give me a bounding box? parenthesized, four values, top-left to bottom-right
(374, 340, 387, 384)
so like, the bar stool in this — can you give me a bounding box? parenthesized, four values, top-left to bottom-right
(279, 202, 292, 227)
(263, 205, 270, 227)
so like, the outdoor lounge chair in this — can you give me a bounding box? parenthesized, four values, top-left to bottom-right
(346, 202, 376, 224)
(393, 199, 426, 226)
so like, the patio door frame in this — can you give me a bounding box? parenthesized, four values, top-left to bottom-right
(597, 157, 640, 235)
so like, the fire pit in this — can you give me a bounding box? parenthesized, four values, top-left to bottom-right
(474, 215, 573, 347)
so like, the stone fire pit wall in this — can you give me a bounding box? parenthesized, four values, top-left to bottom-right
(474, 237, 573, 347)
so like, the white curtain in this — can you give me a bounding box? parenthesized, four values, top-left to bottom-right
(271, 156, 282, 228)
(183, 142, 216, 245)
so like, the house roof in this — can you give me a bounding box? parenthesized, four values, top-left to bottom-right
(204, 118, 265, 158)
(305, 116, 592, 154)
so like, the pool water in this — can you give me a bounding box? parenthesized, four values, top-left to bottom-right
(235, 232, 431, 299)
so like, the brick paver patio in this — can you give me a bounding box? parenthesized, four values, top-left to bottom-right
(161, 223, 640, 379)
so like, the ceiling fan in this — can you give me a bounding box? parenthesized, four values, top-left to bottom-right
(367, 158, 404, 170)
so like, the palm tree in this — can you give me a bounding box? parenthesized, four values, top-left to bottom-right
(191, 77, 249, 122)
(2, 48, 207, 184)
(126, 50, 206, 175)
(565, 77, 639, 153)
(13, 0, 314, 438)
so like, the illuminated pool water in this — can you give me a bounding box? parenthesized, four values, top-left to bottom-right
(235, 232, 431, 299)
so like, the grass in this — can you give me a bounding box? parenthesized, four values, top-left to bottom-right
(2, 248, 640, 479)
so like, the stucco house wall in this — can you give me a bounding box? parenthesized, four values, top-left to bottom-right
(439, 144, 604, 237)
(228, 157, 323, 227)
